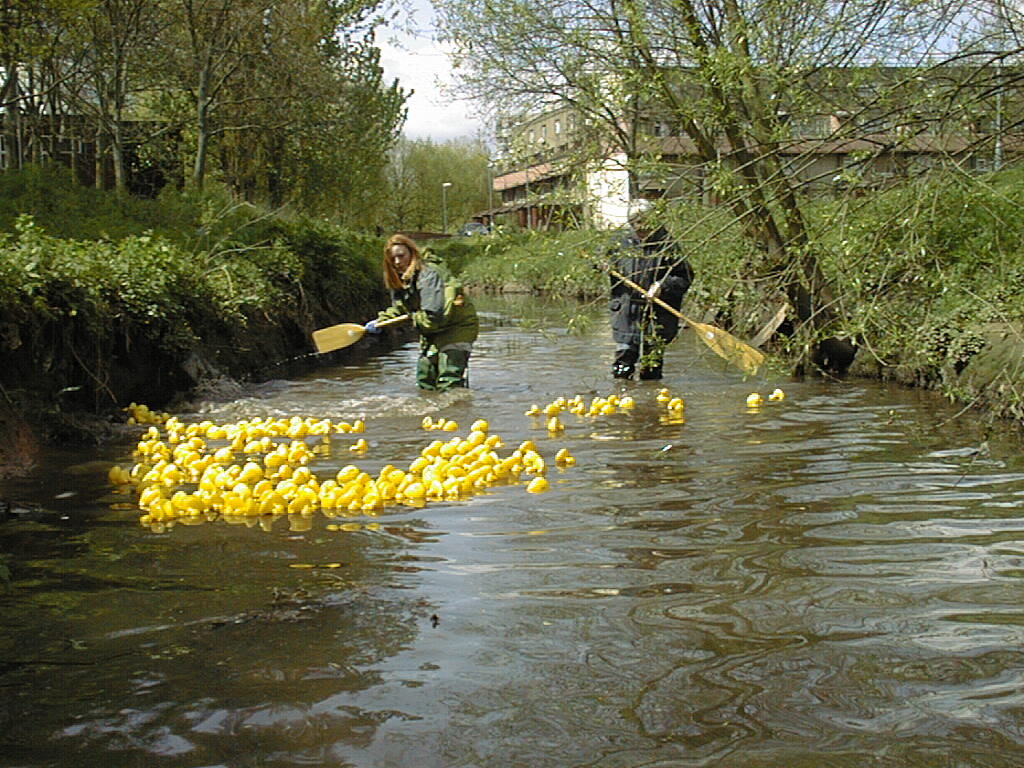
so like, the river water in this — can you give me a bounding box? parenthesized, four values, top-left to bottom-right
(3, 294, 1024, 768)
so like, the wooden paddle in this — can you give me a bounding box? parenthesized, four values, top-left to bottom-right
(608, 268, 765, 376)
(311, 314, 410, 354)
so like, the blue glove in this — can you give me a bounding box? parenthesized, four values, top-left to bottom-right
(364, 319, 382, 334)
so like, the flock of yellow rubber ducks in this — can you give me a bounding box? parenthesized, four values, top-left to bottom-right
(109, 411, 573, 532)
(109, 388, 784, 532)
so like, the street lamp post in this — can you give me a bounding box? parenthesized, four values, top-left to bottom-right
(441, 182, 453, 233)
(487, 161, 495, 225)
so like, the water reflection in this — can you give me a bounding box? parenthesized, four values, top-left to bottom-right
(2, 294, 1024, 766)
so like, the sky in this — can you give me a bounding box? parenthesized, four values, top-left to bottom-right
(377, 1, 487, 143)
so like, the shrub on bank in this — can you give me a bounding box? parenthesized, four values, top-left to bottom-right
(458, 228, 606, 297)
(0, 190, 387, 432)
(0, 216, 283, 413)
(812, 168, 1024, 389)
(265, 216, 384, 326)
(0, 165, 172, 241)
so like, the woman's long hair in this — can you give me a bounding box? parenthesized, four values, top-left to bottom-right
(382, 234, 422, 290)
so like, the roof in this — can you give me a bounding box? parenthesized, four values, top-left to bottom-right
(493, 162, 557, 190)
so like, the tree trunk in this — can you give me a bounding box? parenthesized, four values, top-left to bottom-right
(193, 76, 209, 189)
(1, 65, 19, 171)
(95, 125, 105, 190)
(111, 119, 126, 193)
(193, 123, 208, 189)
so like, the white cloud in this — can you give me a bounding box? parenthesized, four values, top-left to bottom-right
(378, 7, 485, 142)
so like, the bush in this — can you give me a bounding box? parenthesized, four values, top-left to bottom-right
(425, 237, 486, 277)
(459, 229, 606, 297)
(0, 200, 387, 421)
(0, 164, 178, 241)
(267, 217, 386, 323)
(813, 168, 1024, 375)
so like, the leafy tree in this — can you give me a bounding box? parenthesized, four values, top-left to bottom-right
(154, 0, 279, 189)
(148, 0, 407, 216)
(73, 0, 166, 192)
(269, 31, 408, 225)
(434, 0, 1014, 372)
(381, 136, 491, 232)
(0, 0, 95, 170)
(1, 0, 409, 220)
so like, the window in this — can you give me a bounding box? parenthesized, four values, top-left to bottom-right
(858, 115, 891, 133)
(789, 116, 829, 138)
(554, 119, 561, 135)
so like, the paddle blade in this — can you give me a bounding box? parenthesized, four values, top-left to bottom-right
(686, 319, 765, 376)
(312, 323, 367, 354)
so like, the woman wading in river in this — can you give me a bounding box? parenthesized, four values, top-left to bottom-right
(366, 234, 479, 391)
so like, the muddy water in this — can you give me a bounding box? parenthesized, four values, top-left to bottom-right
(3, 294, 1024, 768)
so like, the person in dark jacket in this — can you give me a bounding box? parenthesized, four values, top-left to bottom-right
(366, 234, 479, 391)
(608, 203, 694, 380)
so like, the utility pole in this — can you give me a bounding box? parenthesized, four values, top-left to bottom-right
(487, 161, 495, 222)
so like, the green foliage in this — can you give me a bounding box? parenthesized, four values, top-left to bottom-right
(266, 216, 386, 321)
(459, 229, 606, 296)
(0, 166, 275, 249)
(0, 179, 387, 418)
(0, 165, 177, 241)
(813, 168, 1024, 375)
(272, 39, 408, 226)
(0, 215, 266, 354)
(661, 202, 751, 322)
(382, 138, 492, 232)
(425, 237, 488, 276)
(3, 1, 405, 212)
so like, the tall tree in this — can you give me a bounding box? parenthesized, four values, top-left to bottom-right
(158, 0, 274, 189)
(74, 0, 164, 191)
(382, 136, 491, 232)
(435, 0, 1003, 372)
(0, 0, 408, 213)
(150, 0, 406, 211)
(0, 0, 94, 171)
(267, 29, 408, 223)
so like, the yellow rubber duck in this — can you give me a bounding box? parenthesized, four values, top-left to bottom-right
(526, 476, 550, 493)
